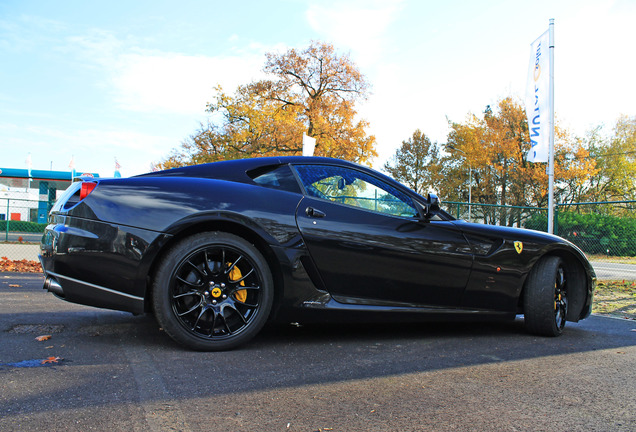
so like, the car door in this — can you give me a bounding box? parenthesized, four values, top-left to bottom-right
(293, 164, 473, 308)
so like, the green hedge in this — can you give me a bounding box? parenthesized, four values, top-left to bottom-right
(0, 220, 48, 233)
(526, 212, 636, 256)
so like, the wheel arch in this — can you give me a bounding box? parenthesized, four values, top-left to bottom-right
(518, 248, 591, 322)
(143, 218, 285, 317)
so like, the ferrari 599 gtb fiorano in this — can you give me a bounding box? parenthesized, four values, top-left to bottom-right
(40, 157, 596, 350)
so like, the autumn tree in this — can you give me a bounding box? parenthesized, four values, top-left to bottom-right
(160, 41, 377, 168)
(382, 98, 599, 224)
(383, 130, 439, 195)
(423, 97, 596, 225)
(585, 115, 636, 202)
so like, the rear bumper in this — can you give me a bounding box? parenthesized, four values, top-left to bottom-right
(40, 265, 145, 313)
(39, 215, 165, 314)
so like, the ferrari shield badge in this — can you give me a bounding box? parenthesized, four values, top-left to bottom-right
(514, 241, 523, 254)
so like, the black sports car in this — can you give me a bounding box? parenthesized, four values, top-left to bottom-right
(40, 156, 596, 350)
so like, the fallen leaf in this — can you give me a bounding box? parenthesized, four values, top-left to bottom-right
(41, 356, 62, 364)
(35, 335, 52, 342)
(0, 257, 42, 273)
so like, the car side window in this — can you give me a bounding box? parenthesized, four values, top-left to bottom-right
(294, 165, 417, 218)
(248, 164, 302, 194)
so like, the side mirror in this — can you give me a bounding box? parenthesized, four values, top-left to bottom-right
(427, 193, 440, 214)
(416, 193, 441, 221)
(337, 177, 346, 190)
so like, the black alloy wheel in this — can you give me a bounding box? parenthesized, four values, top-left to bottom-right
(153, 232, 273, 351)
(523, 255, 568, 337)
(553, 265, 568, 331)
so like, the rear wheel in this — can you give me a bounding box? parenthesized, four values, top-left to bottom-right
(524, 256, 568, 336)
(153, 232, 273, 351)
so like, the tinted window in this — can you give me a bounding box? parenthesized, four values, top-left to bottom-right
(294, 165, 417, 217)
(248, 164, 302, 194)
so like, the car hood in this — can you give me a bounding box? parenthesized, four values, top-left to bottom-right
(451, 220, 595, 276)
(452, 220, 565, 245)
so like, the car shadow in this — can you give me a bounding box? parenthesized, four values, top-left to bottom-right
(2, 279, 635, 419)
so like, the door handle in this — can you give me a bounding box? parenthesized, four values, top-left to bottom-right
(305, 207, 326, 218)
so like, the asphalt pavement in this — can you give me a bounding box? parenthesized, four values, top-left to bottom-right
(1, 272, 636, 431)
(591, 261, 636, 280)
(1, 232, 42, 243)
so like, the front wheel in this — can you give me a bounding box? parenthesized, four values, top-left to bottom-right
(153, 232, 273, 351)
(523, 256, 568, 337)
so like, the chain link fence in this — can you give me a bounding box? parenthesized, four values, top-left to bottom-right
(554, 201, 636, 257)
(444, 200, 636, 255)
(444, 201, 548, 230)
(1, 198, 48, 263)
(444, 200, 636, 280)
(2, 196, 635, 280)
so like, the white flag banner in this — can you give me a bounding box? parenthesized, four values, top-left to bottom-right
(526, 30, 550, 163)
(68, 155, 76, 180)
(302, 133, 316, 156)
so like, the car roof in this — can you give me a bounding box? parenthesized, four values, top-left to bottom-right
(136, 156, 364, 183)
(134, 155, 440, 217)
(134, 156, 428, 206)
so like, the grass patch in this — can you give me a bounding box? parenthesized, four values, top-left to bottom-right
(592, 280, 636, 320)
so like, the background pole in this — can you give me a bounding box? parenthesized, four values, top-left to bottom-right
(547, 18, 555, 234)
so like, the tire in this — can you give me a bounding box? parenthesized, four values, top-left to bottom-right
(152, 232, 274, 351)
(523, 256, 568, 337)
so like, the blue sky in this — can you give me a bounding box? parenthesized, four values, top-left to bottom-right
(1, 0, 634, 177)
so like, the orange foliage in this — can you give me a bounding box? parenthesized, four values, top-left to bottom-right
(442, 97, 598, 211)
(160, 41, 376, 168)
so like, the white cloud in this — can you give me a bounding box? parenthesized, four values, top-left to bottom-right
(1, 123, 174, 176)
(556, 1, 636, 133)
(304, 0, 407, 167)
(68, 30, 270, 116)
(0, 14, 68, 52)
(65, 29, 124, 67)
(306, 0, 404, 66)
(111, 52, 268, 115)
(325, 0, 636, 170)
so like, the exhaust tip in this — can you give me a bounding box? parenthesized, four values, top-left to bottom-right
(44, 277, 65, 297)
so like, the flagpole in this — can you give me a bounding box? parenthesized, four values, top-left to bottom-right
(547, 19, 555, 234)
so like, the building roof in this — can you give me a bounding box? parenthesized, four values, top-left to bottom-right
(0, 168, 100, 191)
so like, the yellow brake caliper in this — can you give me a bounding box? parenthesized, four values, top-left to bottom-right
(228, 263, 247, 303)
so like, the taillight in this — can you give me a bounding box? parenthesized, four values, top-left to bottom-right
(59, 180, 99, 211)
(79, 182, 97, 200)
